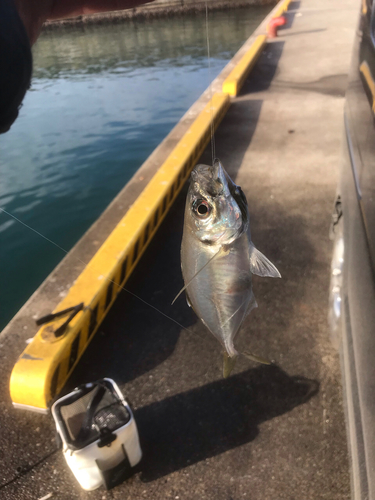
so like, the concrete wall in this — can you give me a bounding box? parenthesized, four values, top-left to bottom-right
(43, 0, 276, 28)
(146, 0, 272, 5)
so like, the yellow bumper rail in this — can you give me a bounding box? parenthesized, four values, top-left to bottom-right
(222, 35, 267, 97)
(273, 0, 293, 18)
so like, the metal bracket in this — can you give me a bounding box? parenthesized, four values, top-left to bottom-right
(36, 303, 84, 338)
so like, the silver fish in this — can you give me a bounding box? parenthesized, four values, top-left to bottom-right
(177, 159, 281, 377)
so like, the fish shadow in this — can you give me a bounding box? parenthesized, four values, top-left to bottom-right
(135, 364, 318, 482)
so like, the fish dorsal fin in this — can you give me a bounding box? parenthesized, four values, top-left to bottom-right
(172, 247, 223, 305)
(249, 243, 281, 278)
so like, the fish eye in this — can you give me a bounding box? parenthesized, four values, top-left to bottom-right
(193, 199, 211, 219)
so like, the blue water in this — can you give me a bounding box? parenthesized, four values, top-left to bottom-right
(0, 8, 269, 329)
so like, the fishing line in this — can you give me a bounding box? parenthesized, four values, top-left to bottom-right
(0, 207, 214, 346)
(205, 2, 216, 165)
(0, 447, 59, 490)
(0, 208, 69, 255)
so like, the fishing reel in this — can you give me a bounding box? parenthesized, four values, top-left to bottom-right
(51, 379, 142, 491)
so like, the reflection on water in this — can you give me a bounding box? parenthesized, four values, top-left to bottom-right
(0, 8, 269, 329)
(33, 13, 265, 78)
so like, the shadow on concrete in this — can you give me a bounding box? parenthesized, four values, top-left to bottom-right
(240, 41, 285, 94)
(279, 28, 327, 37)
(200, 99, 264, 174)
(67, 100, 265, 389)
(280, 1, 301, 32)
(288, 0, 301, 11)
(136, 365, 318, 481)
(274, 74, 349, 98)
(67, 174, 317, 388)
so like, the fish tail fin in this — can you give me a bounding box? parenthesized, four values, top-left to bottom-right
(223, 351, 238, 378)
(242, 350, 272, 365)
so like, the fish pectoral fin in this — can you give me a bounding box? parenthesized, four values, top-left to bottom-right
(223, 351, 237, 378)
(249, 243, 281, 278)
(242, 350, 272, 365)
(171, 247, 223, 305)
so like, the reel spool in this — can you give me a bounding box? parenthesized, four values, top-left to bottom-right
(51, 378, 142, 490)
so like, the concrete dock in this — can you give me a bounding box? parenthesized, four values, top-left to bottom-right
(0, 0, 359, 498)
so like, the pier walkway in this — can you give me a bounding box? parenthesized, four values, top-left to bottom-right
(0, 0, 358, 498)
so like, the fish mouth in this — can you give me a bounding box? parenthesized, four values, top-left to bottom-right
(191, 167, 223, 198)
(214, 158, 237, 199)
(191, 160, 229, 198)
(213, 158, 224, 181)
